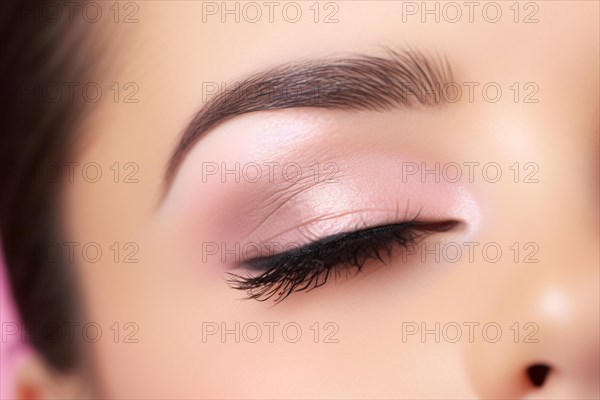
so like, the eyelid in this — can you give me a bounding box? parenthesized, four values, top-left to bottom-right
(228, 219, 460, 302)
(244, 220, 459, 269)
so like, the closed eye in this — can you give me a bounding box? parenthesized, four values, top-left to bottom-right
(226, 219, 459, 303)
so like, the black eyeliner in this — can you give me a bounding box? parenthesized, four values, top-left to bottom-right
(245, 221, 452, 270)
(227, 220, 458, 302)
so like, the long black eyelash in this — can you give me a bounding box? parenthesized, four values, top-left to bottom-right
(226, 220, 458, 303)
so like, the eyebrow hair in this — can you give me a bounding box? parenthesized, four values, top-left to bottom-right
(164, 48, 454, 187)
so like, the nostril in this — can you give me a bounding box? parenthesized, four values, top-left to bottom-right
(527, 364, 552, 387)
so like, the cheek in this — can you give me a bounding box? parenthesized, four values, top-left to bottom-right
(92, 107, 480, 396)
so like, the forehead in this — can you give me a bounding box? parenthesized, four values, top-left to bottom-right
(64, 1, 599, 230)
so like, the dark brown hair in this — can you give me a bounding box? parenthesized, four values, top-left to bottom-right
(0, 0, 95, 372)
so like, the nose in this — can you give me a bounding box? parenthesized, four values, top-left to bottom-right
(465, 252, 599, 399)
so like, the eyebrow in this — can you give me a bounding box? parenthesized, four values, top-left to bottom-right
(164, 48, 454, 188)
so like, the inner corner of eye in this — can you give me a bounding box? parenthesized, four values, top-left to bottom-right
(356, 217, 457, 235)
(425, 219, 462, 232)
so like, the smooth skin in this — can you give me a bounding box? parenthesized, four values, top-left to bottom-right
(17, 1, 599, 399)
